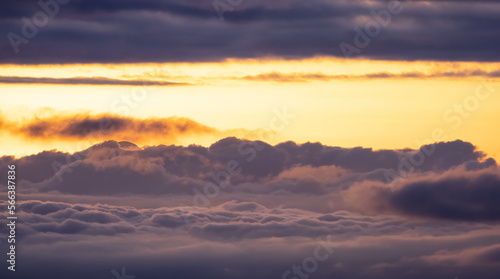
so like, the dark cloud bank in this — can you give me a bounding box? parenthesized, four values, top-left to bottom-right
(1, 138, 500, 278)
(1, 0, 500, 63)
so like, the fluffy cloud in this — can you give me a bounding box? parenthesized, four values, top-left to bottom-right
(1, 138, 499, 278)
(5, 138, 491, 196)
(345, 167, 500, 221)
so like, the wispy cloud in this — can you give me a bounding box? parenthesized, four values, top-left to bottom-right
(241, 69, 500, 82)
(1, 112, 262, 144)
(0, 76, 189, 86)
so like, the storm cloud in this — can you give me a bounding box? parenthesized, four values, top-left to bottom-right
(1, 0, 500, 63)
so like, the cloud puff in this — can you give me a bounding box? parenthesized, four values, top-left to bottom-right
(346, 167, 500, 221)
(1, 138, 499, 279)
(4, 138, 496, 208)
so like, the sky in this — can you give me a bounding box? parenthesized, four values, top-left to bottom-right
(1, 0, 500, 279)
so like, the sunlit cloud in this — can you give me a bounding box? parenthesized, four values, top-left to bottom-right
(240, 69, 500, 82)
(0, 76, 190, 86)
(0, 112, 263, 146)
(1, 138, 499, 278)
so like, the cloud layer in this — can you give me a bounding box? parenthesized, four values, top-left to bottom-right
(0, 76, 188, 86)
(0, 138, 499, 278)
(1, 0, 500, 63)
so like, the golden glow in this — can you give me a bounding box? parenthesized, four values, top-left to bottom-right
(0, 58, 499, 162)
(2, 57, 500, 83)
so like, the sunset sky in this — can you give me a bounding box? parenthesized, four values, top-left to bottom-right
(1, 0, 500, 279)
(1, 59, 499, 160)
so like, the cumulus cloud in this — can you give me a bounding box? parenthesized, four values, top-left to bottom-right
(345, 167, 500, 221)
(1, 138, 499, 279)
(2, 137, 496, 207)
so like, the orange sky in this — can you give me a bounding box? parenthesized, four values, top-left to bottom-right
(1, 58, 499, 162)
